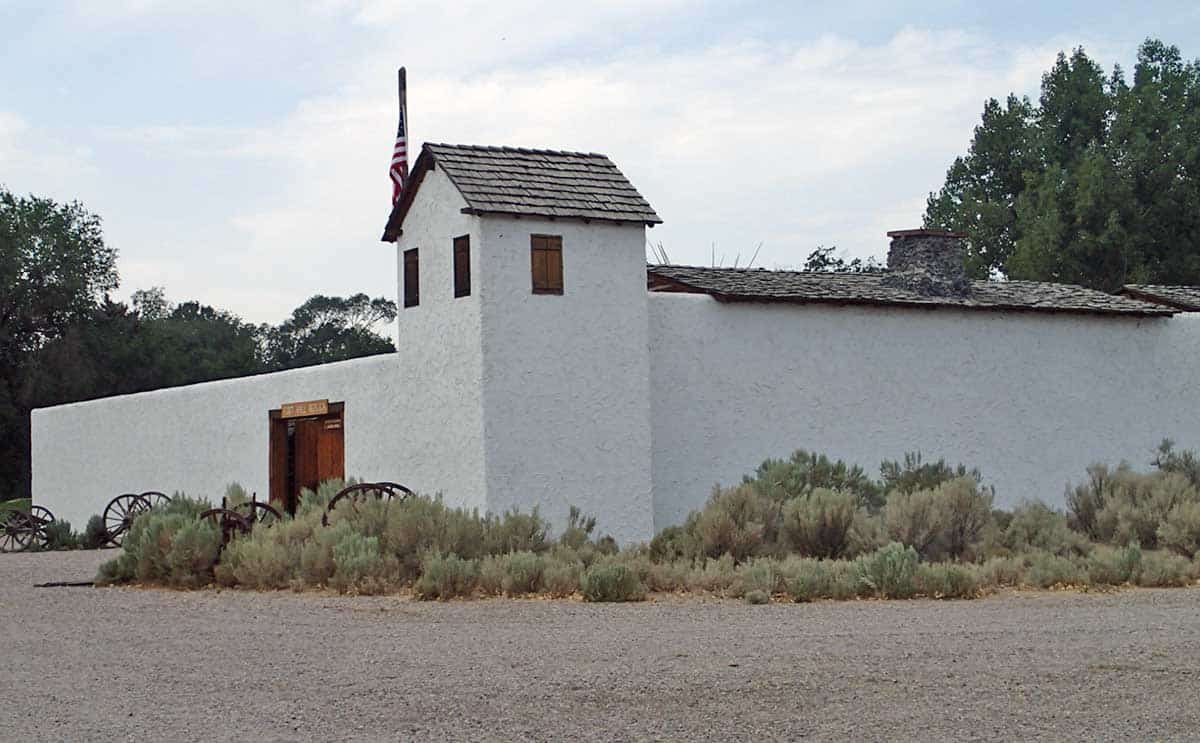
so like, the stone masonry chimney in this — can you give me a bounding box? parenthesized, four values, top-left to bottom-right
(880, 228, 970, 297)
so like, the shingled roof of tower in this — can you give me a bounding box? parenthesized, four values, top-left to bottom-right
(382, 143, 661, 240)
(1119, 284, 1200, 312)
(647, 265, 1176, 317)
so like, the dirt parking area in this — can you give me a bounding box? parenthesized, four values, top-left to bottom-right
(3, 550, 1199, 742)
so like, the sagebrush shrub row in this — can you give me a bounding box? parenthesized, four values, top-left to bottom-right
(96, 444, 1200, 600)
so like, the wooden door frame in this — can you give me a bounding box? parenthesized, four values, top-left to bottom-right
(268, 401, 345, 511)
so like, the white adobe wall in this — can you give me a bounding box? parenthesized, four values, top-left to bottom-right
(32, 167, 490, 529)
(477, 217, 654, 543)
(393, 166, 487, 510)
(30, 355, 455, 528)
(648, 293, 1200, 529)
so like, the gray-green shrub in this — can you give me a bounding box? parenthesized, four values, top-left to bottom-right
(780, 488, 858, 558)
(880, 452, 984, 497)
(541, 555, 582, 597)
(82, 515, 108, 550)
(1085, 543, 1142, 586)
(1068, 464, 1200, 549)
(1000, 501, 1091, 557)
(580, 561, 645, 602)
(1026, 551, 1084, 588)
(414, 553, 478, 600)
(738, 558, 781, 596)
(692, 484, 774, 561)
(883, 477, 992, 561)
(501, 551, 544, 595)
(749, 450, 883, 511)
(915, 563, 979, 599)
(1136, 551, 1194, 587)
(855, 542, 919, 599)
(1157, 501, 1200, 558)
(97, 496, 221, 587)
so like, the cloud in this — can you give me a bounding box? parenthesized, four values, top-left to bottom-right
(3, 4, 1110, 322)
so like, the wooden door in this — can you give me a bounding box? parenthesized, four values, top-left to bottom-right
(293, 418, 323, 498)
(268, 402, 345, 513)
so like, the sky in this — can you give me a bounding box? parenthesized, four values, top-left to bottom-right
(2, 1, 1198, 324)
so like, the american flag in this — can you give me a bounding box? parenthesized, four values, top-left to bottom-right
(390, 67, 409, 204)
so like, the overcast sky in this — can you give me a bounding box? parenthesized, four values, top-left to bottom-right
(2, 1, 1197, 323)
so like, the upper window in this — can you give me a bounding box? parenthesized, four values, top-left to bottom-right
(453, 235, 471, 298)
(403, 248, 419, 308)
(530, 235, 563, 295)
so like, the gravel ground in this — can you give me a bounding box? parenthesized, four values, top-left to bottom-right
(4, 551, 1199, 742)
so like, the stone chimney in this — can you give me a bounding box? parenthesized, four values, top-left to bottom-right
(880, 228, 970, 296)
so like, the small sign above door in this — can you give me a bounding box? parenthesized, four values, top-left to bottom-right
(280, 398, 330, 419)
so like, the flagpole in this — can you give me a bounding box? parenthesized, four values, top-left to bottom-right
(398, 66, 407, 152)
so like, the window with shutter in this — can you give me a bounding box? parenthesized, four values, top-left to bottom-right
(453, 235, 471, 298)
(403, 248, 419, 308)
(530, 235, 563, 294)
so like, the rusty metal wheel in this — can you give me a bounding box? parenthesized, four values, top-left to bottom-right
(199, 508, 253, 545)
(103, 493, 152, 547)
(0, 510, 36, 553)
(322, 482, 406, 526)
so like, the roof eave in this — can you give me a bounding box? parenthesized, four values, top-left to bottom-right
(463, 207, 660, 226)
(1119, 286, 1200, 312)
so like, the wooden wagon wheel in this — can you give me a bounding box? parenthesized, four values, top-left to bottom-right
(322, 482, 407, 526)
(199, 508, 254, 545)
(374, 482, 416, 501)
(232, 500, 282, 527)
(103, 493, 152, 547)
(26, 505, 56, 549)
(0, 510, 36, 553)
(140, 491, 172, 508)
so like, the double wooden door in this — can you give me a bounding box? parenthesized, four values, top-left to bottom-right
(269, 402, 344, 513)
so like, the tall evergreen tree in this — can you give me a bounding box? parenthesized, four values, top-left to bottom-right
(926, 39, 1200, 291)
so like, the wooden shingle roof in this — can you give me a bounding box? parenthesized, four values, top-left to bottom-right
(382, 143, 660, 240)
(1119, 284, 1200, 312)
(648, 265, 1175, 317)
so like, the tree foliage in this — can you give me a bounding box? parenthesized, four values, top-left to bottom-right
(925, 39, 1200, 290)
(259, 293, 396, 371)
(802, 246, 883, 274)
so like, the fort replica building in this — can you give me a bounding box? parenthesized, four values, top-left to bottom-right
(32, 143, 1200, 542)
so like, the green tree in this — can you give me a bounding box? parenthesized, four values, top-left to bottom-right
(925, 39, 1200, 290)
(260, 293, 396, 371)
(0, 189, 118, 500)
(802, 246, 882, 273)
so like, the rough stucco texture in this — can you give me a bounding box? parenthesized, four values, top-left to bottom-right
(648, 293, 1200, 530)
(479, 217, 655, 544)
(30, 355, 455, 528)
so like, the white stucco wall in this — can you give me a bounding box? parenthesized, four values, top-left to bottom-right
(477, 217, 655, 543)
(394, 167, 487, 511)
(648, 293, 1200, 529)
(30, 355, 455, 528)
(32, 167, 491, 529)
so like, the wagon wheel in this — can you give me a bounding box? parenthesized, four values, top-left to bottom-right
(232, 500, 282, 527)
(199, 508, 253, 545)
(374, 482, 416, 501)
(103, 493, 152, 547)
(140, 491, 172, 508)
(322, 482, 403, 526)
(0, 511, 36, 553)
(26, 505, 56, 548)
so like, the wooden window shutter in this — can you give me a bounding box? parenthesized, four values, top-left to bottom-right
(453, 235, 470, 298)
(403, 248, 419, 307)
(531, 235, 563, 294)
